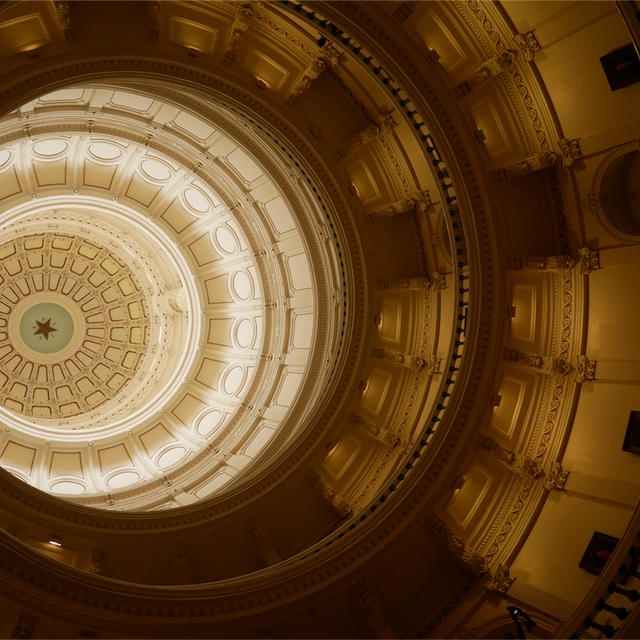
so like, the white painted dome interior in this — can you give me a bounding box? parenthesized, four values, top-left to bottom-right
(0, 85, 345, 510)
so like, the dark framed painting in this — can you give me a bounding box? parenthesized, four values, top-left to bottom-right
(579, 531, 619, 575)
(623, 410, 640, 453)
(600, 43, 640, 91)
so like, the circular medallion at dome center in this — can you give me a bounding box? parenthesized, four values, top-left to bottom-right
(19, 302, 74, 354)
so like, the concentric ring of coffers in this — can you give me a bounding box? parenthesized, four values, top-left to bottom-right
(1, 230, 153, 420)
(0, 202, 197, 434)
(0, 84, 343, 510)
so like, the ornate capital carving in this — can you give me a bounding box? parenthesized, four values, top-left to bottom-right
(287, 43, 342, 103)
(503, 349, 573, 375)
(224, 3, 254, 64)
(578, 247, 600, 274)
(379, 276, 430, 290)
(508, 254, 575, 271)
(576, 355, 597, 383)
(430, 515, 487, 577)
(312, 473, 352, 518)
(516, 456, 544, 479)
(365, 195, 421, 221)
(338, 112, 397, 157)
(392, 2, 414, 24)
(54, 1, 73, 41)
(478, 436, 543, 478)
(514, 30, 542, 61)
(374, 348, 404, 364)
(484, 563, 515, 594)
(544, 461, 569, 491)
(492, 151, 557, 180)
(583, 190, 599, 213)
(352, 413, 380, 437)
(559, 138, 583, 166)
(455, 50, 517, 96)
(431, 272, 448, 290)
(478, 435, 515, 465)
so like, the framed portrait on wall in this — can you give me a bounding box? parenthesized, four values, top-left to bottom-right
(579, 531, 619, 575)
(600, 44, 640, 91)
(622, 410, 640, 453)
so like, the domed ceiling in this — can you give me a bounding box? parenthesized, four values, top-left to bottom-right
(0, 85, 347, 510)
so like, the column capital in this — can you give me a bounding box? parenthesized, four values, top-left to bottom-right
(338, 111, 397, 157)
(559, 138, 583, 166)
(392, 2, 414, 24)
(504, 349, 573, 375)
(224, 3, 254, 64)
(578, 247, 601, 274)
(311, 473, 352, 518)
(576, 355, 597, 383)
(288, 44, 342, 103)
(54, 1, 73, 41)
(544, 461, 569, 491)
(478, 434, 515, 465)
(429, 514, 487, 577)
(514, 30, 542, 61)
(492, 151, 557, 180)
(352, 413, 381, 437)
(374, 348, 405, 364)
(508, 254, 576, 271)
(455, 50, 517, 96)
(379, 276, 430, 290)
(365, 196, 418, 221)
(484, 563, 515, 594)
